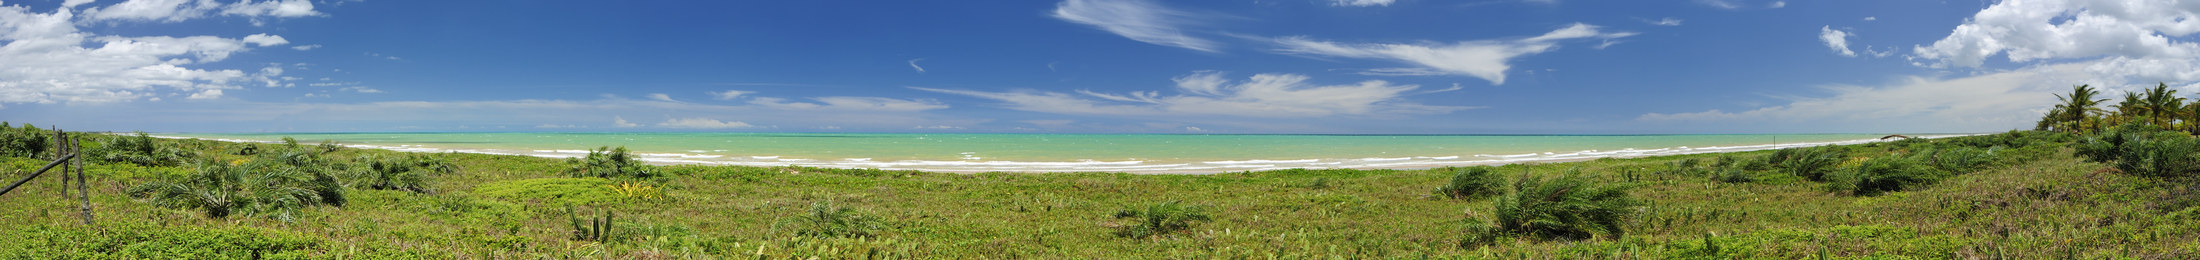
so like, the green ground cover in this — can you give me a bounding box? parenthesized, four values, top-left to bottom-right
(0, 123, 2194, 258)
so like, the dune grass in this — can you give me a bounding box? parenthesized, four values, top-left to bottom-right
(0, 129, 2193, 258)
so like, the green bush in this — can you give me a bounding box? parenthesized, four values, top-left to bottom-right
(1111, 201, 1211, 239)
(0, 122, 48, 158)
(2111, 134, 2200, 179)
(128, 159, 347, 221)
(1487, 174, 1640, 241)
(568, 146, 652, 178)
(779, 201, 887, 238)
(1825, 157, 1944, 196)
(89, 132, 194, 167)
(0, 224, 319, 259)
(1435, 166, 1503, 199)
(1771, 146, 1843, 181)
(1924, 147, 1994, 173)
(317, 139, 342, 153)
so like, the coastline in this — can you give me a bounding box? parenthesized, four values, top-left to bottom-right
(152, 133, 1980, 174)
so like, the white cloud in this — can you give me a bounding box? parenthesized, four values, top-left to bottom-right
(647, 93, 677, 102)
(290, 44, 319, 50)
(340, 86, 380, 93)
(1695, 0, 1740, 9)
(1768, 1, 1785, 8)
(220, 0, 320, 18)
(916, 71, 1472, 118)
(63, 0, 97, 9)
(1639, 63, 2098, 132)
(1862, 16, 1876, 21)
(1052, 0, 1219, 52)
(79, 0, 219, 22)
(709, 90, 752, 100)
(186, 89, 222, 99)
(1274, 23, 1634, 84)
(1914, 0, 2200, 69)
(658, 117, 754, 129)
(241, 33, 286, 46)
(1331, 0, 1395, 7)
(1649, 17, 1682, 26)
(1022, 119, 1076, 127)
(78, 0, 318, 22)
(1819, 26, 1856, 57)
(748, 96, 949, 111)
(907, 58, 926, 73)
(613, 116, 639, 127)
(912, 125, 963, 130)
(535, 124, 584, 129)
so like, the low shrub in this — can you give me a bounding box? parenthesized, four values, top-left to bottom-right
(780, 201, 886, 238)
(476, 178, 617, 205)
(2110, 134, 2200, 179)
(1487, 174, 1640, 241)
(1112, 201, 1211, 239)
(1773, 146, 1843, 181)
(1825, 157, 1944, 196)
(1711, 168, 1754, 183)
(1435, 166, 1503, 199)
(0, 224, 319, 259)
(90, 132, 194, 167)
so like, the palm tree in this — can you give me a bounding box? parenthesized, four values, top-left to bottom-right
(2137, 83, 2185, 127)
(130, 159, 345, 221)
(2048, 85, 2108, 133)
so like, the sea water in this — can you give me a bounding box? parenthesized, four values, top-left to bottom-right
(161, 132, 1950, 173)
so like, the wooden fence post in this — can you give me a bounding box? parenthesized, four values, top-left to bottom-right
(72, 132, 91, 226)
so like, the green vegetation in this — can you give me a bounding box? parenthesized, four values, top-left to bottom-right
(1109, 201, 1210, 239)
(1, 117, 2197, 257)
(1435, 166, 1502, 199)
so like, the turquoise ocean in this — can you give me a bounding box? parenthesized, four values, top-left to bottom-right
(160, 133, 1946, 173)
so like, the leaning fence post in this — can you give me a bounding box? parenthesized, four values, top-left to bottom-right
(72, 132, 91, 226)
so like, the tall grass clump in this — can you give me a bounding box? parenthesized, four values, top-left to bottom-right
(128, 159, 346, 221)
(1111, 201, 1211, 239)
(1480, 174, 1641, 241)
(1435, 166, 1503, 199)
(779, 201, 886, 238)
(1825, 157, 1944, 196)
(2109, 134, 2200, 179)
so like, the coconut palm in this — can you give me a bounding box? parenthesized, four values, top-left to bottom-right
(2137, 83, 2186, 127)
(2046, 85, 2108, 133)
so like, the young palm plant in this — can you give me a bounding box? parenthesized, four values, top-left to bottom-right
(129, 159, 345, 221)
(1486, 174, 1641, 241)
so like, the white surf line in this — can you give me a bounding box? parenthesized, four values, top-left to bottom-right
(149, 134, 1985, 174)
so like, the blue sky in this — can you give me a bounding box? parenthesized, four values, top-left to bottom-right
(3, 0, 2196, 134)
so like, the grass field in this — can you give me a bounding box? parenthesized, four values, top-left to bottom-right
(0, 129, 2195, 258)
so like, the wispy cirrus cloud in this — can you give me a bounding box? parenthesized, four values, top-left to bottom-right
(1330, 0, 1395, 7)
(1273, 23, 1634, 84)
(1051, 0, 1220, 52)
(916, 71, 1471, 118)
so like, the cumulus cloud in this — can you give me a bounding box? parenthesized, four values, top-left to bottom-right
(290, 44, 319, 50)
(0, 1, 320, 107)
(1331, 0, 1395, 7)
(62, 0, 97, 9)
(1862, 16, 1876, 21)
(1274, 23, 1634, 84)
(1767, 1, 1785, 8)
(1820, 26, 1856, 57)
(241, 33, 286, 46)
(709, 90, 752, 100)
(915, 71, 1472, 118)
(1914, 0, 2200, 69)
(1052, 0, 1220, 52)
(658, 117, 754, 129)
(647, 93, 677, 102)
